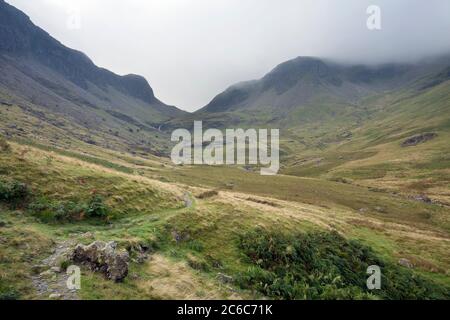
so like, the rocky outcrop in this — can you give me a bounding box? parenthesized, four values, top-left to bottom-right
(401, 133, 437, 147)
(72, 241, 129, 282)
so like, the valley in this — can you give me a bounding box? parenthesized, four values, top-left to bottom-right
(0, 0, 449, 300)
(1, 136, 449, 299)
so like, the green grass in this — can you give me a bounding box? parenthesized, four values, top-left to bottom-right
(158, 165, 450, 232)
(14, 139, 135, 174)
(0, 126, 449, 300)
(0, 210, 53, 300)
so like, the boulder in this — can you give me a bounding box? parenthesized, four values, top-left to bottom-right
(412, 194, 432, 204)
(72, 241, 129, 282)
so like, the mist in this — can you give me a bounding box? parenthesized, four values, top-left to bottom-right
(6, 0, 450, 111)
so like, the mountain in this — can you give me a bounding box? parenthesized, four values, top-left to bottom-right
(171, 54, 450, 204)
(198, 56, 449, 117)
(163, 55, 449, 136)
(0, 0, 186, 154)
(1, 1, 450, 301)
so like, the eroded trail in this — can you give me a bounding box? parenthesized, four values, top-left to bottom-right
(32, 241, 79, 300)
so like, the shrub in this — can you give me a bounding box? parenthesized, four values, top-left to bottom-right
(29, 198, 87, 222)
(0, 180, 30, 206)
(30, 195, 110, 222)
(86, 195, 109, 218)
(0, 289, 20, 300)
(237, 229, 449, 300)
(60, 260, 71, 271)
(0, 279, 20, 300)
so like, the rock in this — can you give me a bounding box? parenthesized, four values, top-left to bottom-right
(172, 230, 190, 244)
(72, 241, 129, 282)
(32, 264, 48, 275)
(80, 232, 94, 239)
(339, 131, 353, 139)
(206, 255, 223, 269)
(129, 273, 141, 281)
(49, 293, 61, 299)
(359, 208, 368, 214)
(128, 244, 152, 264)
(217, 273, 233, 284)
(401, 133, 437, 147)
(40, 270, 56, 278)
(398, 258, 414, 269)
(135, 252, 149, 264)
(43, 240, 75, 268)
(50, 266, 62, 273)
(412, 194, 432, 204)
(374, 206, 387, 213)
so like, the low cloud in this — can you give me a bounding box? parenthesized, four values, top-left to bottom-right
(7, 0, 450, 111)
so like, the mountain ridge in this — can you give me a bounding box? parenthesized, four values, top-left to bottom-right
(197, 55, 450, 115)
(0, 0, 174, 109)
(0, 0, 188, 154)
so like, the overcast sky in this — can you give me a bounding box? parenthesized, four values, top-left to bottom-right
(6, 0, 450, 111)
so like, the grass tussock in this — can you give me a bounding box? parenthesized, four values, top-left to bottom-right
(0, 224, 53, 300)
(196, 190, 219, 199)
(28, 193, 111, 223)
(0, 179, 30, 208)
(0, 136, 11, 153)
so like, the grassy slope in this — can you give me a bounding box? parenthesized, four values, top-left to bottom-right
(1, 138, 449, 299)
(279, 81, 450, 204)
(0, 92, 173, 156)
(0, 78, 449, 300)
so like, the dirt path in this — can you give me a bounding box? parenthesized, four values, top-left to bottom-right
(32, 240, 79, 300)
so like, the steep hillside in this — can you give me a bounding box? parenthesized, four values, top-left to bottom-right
(0, 1, 449, 300)
(0, 0, 186, 155)
(158, 55, 450, 206)
(199, 57, 410, 114)
(194, 56, 449, 125)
